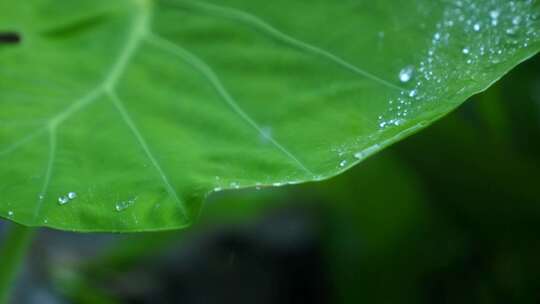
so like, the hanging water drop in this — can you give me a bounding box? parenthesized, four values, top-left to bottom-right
(354, 152, 364, 160)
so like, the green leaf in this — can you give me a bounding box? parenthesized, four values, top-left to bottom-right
(1, 0, 539, 231)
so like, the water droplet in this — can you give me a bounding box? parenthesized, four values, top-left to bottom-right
(115, 197, 137, 212)
(58, 196, 69, 205)
(393, 118, 405, 126)
(339, 160, 347, 168)
(462, 47, 470, 54)
(230, 182, 240, 189)
(409, 89, 417, 97)
(354, 144, 381, 160)
(473, 23, 481, 31)
(213, 187, 223, 192)
(489, 10, 500, 20)
(434, 32, 441, 40)
(398, 66, 414, 83)
(68, 192, 77, 200)
(506, 26, 518, 35)
(7, 211, 14, 217)
(489, 10, 500, 26)
(115, 201, 130, 212)
(260, 126, 272, 140)
(287, 180, 302, 185)
(354, 152, 365, 159)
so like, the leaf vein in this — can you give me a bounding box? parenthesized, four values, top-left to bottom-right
(109, 90, 189, 220)
(147, 33, 314, 176)
(165, 0, 403, 91)
(33, 127, 57, 222)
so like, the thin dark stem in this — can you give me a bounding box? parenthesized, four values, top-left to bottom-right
(0, 222, 35, 304)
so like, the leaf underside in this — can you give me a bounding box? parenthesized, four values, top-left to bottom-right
(0, 0, 539, 232)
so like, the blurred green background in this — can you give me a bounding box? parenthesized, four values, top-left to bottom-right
(1, 54, 540, 304)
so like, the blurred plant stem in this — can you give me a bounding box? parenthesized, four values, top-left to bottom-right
(0, 223, 35, 304)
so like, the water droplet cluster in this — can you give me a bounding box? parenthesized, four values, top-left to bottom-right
(378, 0, 539, 129)
(58, 191, 77, 205)
(330, 134, 387, 168)
(209, 174, 305, 194)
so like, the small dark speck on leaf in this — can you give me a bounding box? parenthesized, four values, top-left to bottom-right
(0, 32, 22, 45)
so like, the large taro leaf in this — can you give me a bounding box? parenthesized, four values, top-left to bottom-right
(0, 0, 539, 232)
